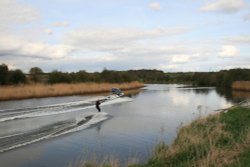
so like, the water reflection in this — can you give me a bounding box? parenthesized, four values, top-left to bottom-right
(178, 87, 214, 95)
(124, 89, 142, 98)
(179, 86, 250, 103)
(215, 88, 249, 103)
(232, 90, 250, 99)
(0, 84, 249, 167)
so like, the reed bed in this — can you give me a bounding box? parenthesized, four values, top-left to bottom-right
(0, 82, 144, 101)
(232, 81, 250, 91)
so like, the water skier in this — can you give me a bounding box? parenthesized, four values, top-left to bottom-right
(96, 100, 101, 112)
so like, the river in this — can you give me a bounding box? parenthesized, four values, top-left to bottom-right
(0, 84, 249, 167)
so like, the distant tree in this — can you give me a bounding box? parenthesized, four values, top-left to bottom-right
(29, 67, 43, 83)
(8, 69, 26, 84)
(48, 70, 72, 84)
(0, 64, 9, 85)
(74, 70, 89, 82)
(89, 72, 101, 82)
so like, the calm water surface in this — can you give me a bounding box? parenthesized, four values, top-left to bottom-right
(0, 84, 249, 167)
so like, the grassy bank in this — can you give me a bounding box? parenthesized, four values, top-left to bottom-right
(0, 81, 144, 101)
(75, 104, 250, 167)
(139, 105, 250, 167)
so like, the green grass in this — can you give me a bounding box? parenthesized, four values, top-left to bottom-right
(226, 148, 250, 167)
(139, 106, 250, 167)
(220, 107, 250, 141)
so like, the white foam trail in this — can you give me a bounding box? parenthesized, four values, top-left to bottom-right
(0, 112, 109, 153)
(0, 106, 92, 122)
(0, 134, 53, 153)
(0, 96, 133, 122)
(101, 97, 133, 106)
(58, 112, 109, 136)
(0, 98, 97, 113)
(0, 95, 120, 113)
(0, 133, 25, 139)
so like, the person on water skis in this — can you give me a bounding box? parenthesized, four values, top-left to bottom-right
(95, 100, 101, 112)
(95, 88, 123, 112)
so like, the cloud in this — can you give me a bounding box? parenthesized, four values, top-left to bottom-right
(227, 35, 250, 45)
(114, 42, 192, 56)
(149, 2, 161, 11)
(200, 0, 245, 13)
(52, 21, 69, 27)
(44, 28, 53, 35)
(159, 64, 178, 70)
(0, 35, 72, 59)
(219, 45, 239, 57)
(65, 27, 190, 51)
(171, 55, 190, 63)
(243, 13, 250, 21)
(0, 26, 192, 72)
(0, 0, 39, 26)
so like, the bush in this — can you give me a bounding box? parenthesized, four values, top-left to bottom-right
(7, 69, 26, 84)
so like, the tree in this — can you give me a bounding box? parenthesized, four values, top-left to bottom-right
(0, 64, 9, 85)
(74, 70, 89, 82)
(48, 71, 72, 84)
(29, 67, 43, 83)
(8, 69, 26, 84)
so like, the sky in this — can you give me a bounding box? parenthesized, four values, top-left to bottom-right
(0, 0, 250, 73)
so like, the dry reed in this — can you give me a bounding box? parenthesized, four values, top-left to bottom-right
(0, 82, 144, 101)
(232, 81, 250, 91)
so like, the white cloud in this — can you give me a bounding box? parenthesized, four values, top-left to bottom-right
(219, 45, 239, 57)
(44, 28, 53, 35)
(0, 35, 72, 59)
(0, 1, 248, 73)
(65, 27, 190, 51)
(227, 35, 250, 45)
(159, 64, 178, 70)
(0, 26, 192, 72)
(0, 0, 39, 25)
(117, 44, 190, 57)
(149, 2, 161, 11)
(200, 0, 245, 13)
(52, 21, 69, 27)
(171, 55, 190, 63)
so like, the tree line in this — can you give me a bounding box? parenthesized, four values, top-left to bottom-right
(0, 64, 26, 85)
(0, 64, 249, 88)
(164, 69, 250, 87)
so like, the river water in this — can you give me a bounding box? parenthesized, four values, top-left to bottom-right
(0, 84, 249, 167)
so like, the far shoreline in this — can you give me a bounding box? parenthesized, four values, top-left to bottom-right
(0, 82, 144, 101)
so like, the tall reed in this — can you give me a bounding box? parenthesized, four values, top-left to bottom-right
(0, 82, 144, 101)
(232, 81, 250, 91)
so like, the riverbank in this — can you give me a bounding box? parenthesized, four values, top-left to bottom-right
(75, 101, 250, 167)
(0, 82, 144, 101)
(140, 101, 250, 167)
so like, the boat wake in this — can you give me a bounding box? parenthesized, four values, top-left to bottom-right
(0, 95, 132, 122)
(0, 94, 133, 153)
(0, 112, 109, 153)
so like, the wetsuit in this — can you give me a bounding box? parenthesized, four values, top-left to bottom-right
(96, 100, 101, 112)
